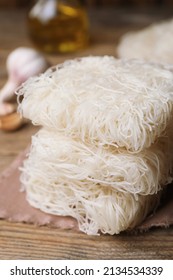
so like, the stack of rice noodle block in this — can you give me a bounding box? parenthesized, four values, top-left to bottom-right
(17, 56, 173, 235)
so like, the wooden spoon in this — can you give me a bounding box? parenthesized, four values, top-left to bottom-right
(0, 112, 25, 132)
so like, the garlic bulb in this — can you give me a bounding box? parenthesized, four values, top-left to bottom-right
(0, 47, 50, 104)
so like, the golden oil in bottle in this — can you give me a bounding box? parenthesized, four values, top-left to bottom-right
(27, 0, 89, 53)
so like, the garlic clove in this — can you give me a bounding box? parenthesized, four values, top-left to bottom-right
(0, 47, 50, 103)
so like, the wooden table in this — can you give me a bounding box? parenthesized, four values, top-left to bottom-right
(0, 8, 173, 260)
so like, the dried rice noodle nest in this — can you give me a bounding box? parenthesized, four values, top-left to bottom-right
(17, 56, 173, 152)
(117, 18, 173, 64)
(20, 128, 166, 235)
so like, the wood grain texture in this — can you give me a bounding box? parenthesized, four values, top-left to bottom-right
(0, 8, 173, 260)
(0, 220, 173, 260)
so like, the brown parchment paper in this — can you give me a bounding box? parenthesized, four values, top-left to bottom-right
(0, 148, 173, 233)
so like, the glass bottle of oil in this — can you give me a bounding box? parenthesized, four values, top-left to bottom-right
(27, 0, 89, 53)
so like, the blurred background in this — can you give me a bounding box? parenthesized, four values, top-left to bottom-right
(0, 0, 173, 8)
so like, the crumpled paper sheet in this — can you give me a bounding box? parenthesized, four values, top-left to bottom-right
(137, 185, 173, 231)
(0, 148, 173, 233)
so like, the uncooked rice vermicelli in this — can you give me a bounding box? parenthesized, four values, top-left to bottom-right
(24, 179, 159, 235)
(21, 129, 173, 195)
(117, 18, 173, 64)
(17, 56, 173, 235)
(17, 56, 173, 152)
(19, 129, 168, 234)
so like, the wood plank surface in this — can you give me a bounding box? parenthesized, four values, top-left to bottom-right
(1, 220, 173, 260)
(0, 8, 173, 260)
